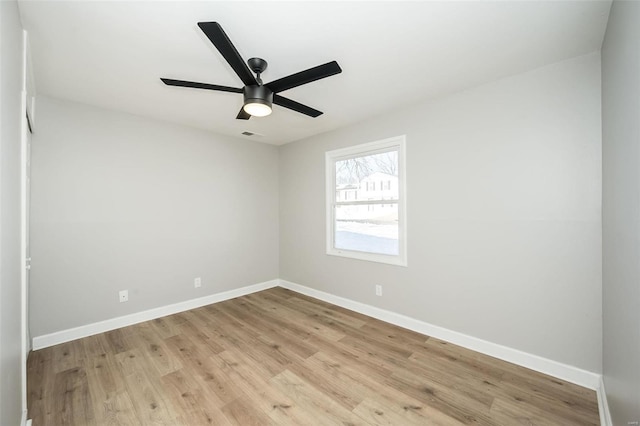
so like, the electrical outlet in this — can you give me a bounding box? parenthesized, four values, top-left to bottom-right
(375, 285, 382, 296)
(119, 290, 129, 303)
(194, 277, 202, 288)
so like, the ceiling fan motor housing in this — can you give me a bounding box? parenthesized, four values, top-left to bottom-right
(243, 85, 273, 106)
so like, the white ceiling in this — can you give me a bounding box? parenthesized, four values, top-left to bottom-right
(18, 1, 611, 145)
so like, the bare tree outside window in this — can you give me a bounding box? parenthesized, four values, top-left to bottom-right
(335, 150, 398, 185)
(373, 151, 398, 176)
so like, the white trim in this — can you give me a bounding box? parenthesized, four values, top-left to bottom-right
(20, 29, 31, 424)
(279, 279, 601, 391)
(597, 376, 613, 426)
(21, 409, 29, 426)
(31, 280, 278, 350)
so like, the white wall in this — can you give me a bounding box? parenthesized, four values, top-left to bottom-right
(0, 1, 26, 424)
(602, 0, 640, 423)
(29, 97, 279, 337)
(280, 53, 602, 372)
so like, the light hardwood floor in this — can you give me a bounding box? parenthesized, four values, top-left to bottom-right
(27, 287, 600, 425)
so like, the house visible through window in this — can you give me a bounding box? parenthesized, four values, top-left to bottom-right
(326, 135, 407, 266)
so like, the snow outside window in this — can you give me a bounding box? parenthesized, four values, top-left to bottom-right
(325, 136, 407, 266)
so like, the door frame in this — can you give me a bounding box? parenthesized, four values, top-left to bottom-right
(20, 28, 34, 426)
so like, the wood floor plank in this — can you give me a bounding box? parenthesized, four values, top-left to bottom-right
(489, 396, 598, 426)
(287, 355, 366, 411)
(223, 296, 320, 359)
(220, 398, 273, 426)
(307, 351, 464, 425)
(236, 293, 347, 341)
(160, 368, 232, 425)
(85, 353, 136, 425)
(51, 339, 87, 374)
(130, 322, 183, 376)
(148, 316, 181, 340)
(494, 370, 600, 425)
(406, 352, 500, 407)
(387, 364, 495, 425)
(353, 397, 463, 426)
(209, 350, 312, 426)
(176, 316, 226, 355)
(80, 333, 112, 359)
(417, 338, 509, 381)
(163, 334, 239, 406)
(27, 288, 600, 425)
(339, 332, 415, 361)
(269, 288, 374, 325)
(211, 317, 295, 378)
(270, 369, 367, 426)
(103, 328, 135, 355)
(52, 366, 95, 426)
(257, 292, 368, 331)
(27, 347, 53, 423)
(115, 348, 177, 425)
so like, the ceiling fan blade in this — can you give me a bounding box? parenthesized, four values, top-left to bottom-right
(236, 108, 251, 120)
(161, 78, 243, 93)
(266, 61, 342, 93)
(273, 94, 323, 118)
(197, 22, 257, 87)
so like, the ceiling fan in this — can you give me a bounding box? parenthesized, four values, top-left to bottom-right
(161, 22, 342, 120)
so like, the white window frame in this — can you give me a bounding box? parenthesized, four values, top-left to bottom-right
(325, 135, 407, 266)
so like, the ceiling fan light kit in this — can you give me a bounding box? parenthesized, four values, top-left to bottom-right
(243, 85, 273, 117)
(161, 21, 342, 120)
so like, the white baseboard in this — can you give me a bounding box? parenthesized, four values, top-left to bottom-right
(279, 279, 602, 391)
(21, 409, 30, 426)
(597, 376, 613, 426)
(31, 279, 279, 350)
(31, 277, 603, 397)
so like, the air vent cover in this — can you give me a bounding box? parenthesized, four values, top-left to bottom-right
(241, 131, 264, 137)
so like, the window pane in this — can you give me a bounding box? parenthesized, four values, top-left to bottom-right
(335, 150, 398, 202)
(335, 204, 398, 255)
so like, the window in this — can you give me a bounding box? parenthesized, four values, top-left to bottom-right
(326, 135, 406, 266)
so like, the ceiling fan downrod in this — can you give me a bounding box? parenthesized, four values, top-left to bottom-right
(248, 57, 268, 85)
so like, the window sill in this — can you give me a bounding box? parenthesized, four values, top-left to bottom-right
(326, 248, 407, 267)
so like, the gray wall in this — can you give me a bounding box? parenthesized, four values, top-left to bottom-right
(0, 0, 25, 424)
(280, 53, 603, 372)
(602, 0, 640, 423)
(29, 97, 279, 337)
